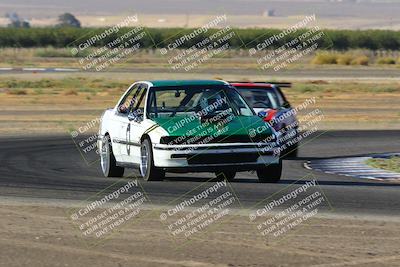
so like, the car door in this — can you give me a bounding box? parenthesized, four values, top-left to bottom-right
(125, 83, 149, 164)
(112, 83, 141, 162)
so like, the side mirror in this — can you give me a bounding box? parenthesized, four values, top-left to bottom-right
(128, 110, 143, 122)
(118, 105, 128, 114)
(128, 112, 138, 121)
(282, 102, 291, 108)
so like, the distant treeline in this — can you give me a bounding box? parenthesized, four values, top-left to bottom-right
(0, 27, 399, 50)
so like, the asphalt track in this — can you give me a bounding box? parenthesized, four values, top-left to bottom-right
(0, 130, 399, 217)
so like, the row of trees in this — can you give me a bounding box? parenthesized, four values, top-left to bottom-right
(0, 27, 399, 51)
(5, 12, 81, 28)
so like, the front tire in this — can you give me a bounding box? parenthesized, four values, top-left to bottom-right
(256, 160, 282, 183)
(287, 144, 298, 158)
(140, 139, 165, 181)
(100, 135, 124, 177)
(283, 144, 298, 159)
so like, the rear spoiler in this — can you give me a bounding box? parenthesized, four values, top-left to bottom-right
(228, 81, 292, 88)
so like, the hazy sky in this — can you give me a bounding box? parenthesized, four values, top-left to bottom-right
(1, 0, 400, 18)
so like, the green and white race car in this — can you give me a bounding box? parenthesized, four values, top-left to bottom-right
(98, 80, 282, 182)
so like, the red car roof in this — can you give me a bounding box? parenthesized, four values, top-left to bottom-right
(230, 82, 273, 88)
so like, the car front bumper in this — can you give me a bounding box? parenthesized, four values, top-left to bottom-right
(152, 142, 279, 171)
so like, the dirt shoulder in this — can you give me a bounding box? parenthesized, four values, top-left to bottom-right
(1, 200, 400, 267)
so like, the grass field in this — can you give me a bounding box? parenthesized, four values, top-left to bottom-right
(366, 156, 400, 173)
(1, 48, 400, 69)
(0, 74, 399, 135)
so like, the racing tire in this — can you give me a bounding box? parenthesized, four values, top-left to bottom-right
(215, 171, 236, 182)
(283, 144, 298, 159)
(100, 135, 124, 178)
(256, 160, 282, 183)
(140, 138, 165, 181)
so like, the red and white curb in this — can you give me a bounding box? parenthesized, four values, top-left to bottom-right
(304, 153, 400, 182)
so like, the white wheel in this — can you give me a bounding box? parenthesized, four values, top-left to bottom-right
(100, 135, 124, 177)
(140, 143, 149, 177)
(100, 137, 110, 174)
(140, 138, 165, 181)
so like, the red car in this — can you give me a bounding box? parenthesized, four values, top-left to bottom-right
(231, 82, 299, 158)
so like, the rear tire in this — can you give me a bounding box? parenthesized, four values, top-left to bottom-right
(100, 135, 124, 177)
(140, 138, 165, 181)
(256, 160, 282, 183)
(215, 171, 236, 182)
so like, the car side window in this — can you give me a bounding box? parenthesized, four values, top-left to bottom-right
(131, 85, 147, 119)
(118, 84, 140, 114)
(273, 87, 286, 106)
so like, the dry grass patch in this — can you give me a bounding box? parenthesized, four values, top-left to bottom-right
(366, 156, 400, 173)
(5, 89, 27, 95)
(63, 89, 78, 96)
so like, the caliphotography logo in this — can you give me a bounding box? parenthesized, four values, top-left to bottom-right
(68, 115, 103, 165)
(156, 14, 245, 72)
(248, 174, 333, 245)
(248, 14, 333, 72)
(157, 177, 242, 249)
(67, 177, 150, 247)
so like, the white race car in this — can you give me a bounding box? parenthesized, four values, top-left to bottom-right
(97, 80, 281, 182)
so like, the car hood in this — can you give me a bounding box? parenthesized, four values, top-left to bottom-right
(152, 115, 274, 137)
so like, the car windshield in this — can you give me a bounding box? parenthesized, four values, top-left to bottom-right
(147, 85, 254, 118)
(236, 87, 281, 109)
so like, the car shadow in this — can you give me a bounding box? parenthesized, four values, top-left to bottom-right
(164, 176, 400, 187)
(134, 151, 400, 186)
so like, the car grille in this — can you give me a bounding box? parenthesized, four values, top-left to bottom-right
(160, 134, 274, 145)
(186, 153, 259, 165)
